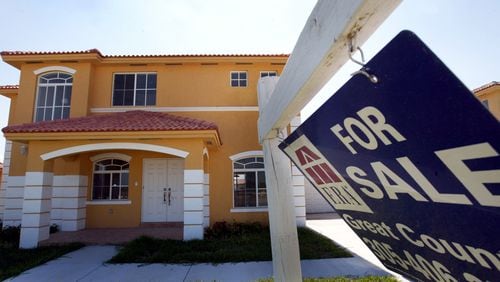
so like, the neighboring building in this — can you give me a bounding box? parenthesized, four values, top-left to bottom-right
(0, 161, 3, 221)
(474, 81, 500, 120)
(0, 49, 307, 248)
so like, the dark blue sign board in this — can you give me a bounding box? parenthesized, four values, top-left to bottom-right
(279, 31, 499, 282)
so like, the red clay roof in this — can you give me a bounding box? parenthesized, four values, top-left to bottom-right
(3, 111, 218, 134)
(473, 81, 499, 93)
(1, 49, 288, 58)
(0, 85, 19, 90)
(1, 49, 103, 56)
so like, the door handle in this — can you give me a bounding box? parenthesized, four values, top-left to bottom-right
(163, 188, 167, 203)
(168, 187, 172, 206)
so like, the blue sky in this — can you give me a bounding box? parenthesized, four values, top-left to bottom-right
(0, 0, 499, 161)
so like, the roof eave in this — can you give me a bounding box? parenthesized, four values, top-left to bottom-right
(3, 129, 222, 147)
(1, 53, 103, 69)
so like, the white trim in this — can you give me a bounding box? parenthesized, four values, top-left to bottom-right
(86, 200, 131, 205)
(230, 208, 268, 213)
(230, 71, 248, 88)
(90, 152, 132, 162)
(229, 150, 263, 161)
(41, 142, 189, 160)
(90, 106, 259, 113)
(112, 72, 157, 106)
(33, 66, 77, 75)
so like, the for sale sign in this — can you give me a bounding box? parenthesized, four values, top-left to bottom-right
(279, 31, 499, 282)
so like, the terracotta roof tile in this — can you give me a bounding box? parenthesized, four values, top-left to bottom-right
(473, 81, 499, 93)
(0, 85, 19, 90)
(2, 111, 218, 134)
(1, 49, 102, 56)
(1, 49, 288, 58)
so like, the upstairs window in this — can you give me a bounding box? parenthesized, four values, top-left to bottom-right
(35, 72, 72, 122)
(230, 71, 247, 87)
(260, 71, 277, 78)
(112, 73, 157, 106)
(92, 159, 129, 200)
(233, 156, 267, 208)
(481, 99, 489, 109)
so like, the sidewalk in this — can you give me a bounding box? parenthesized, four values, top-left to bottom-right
(7, 215, 393, 282)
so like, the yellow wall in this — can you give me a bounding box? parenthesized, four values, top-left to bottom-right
(3, 55, 286, 228)
(476, 85, 500, 120)
(89, 63, 279, 108)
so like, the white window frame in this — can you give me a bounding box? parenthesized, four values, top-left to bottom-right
(230, 71, 248, 88)
(260, 71, 278, 78)
(230, 154, 268, 210)
(34, 72, 73, 122)
(91, 158, 130, 201)
(112, 72, 157, 106)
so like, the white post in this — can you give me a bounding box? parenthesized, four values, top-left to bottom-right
(256, 1, 400, 280)
(259, 77, 302, 282)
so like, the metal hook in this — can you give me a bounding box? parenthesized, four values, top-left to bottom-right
(348, 38, 378, 84)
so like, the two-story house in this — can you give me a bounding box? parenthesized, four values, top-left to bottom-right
(0, 49, 307, 248)
(474, 81, 500, 120)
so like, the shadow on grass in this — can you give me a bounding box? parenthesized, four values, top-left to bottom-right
(0, 242, 83, 281)
(109, 223, 351, 264)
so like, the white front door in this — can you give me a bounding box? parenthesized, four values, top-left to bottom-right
(142, 159, 184, 222)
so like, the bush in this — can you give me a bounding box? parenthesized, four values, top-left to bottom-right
(0, 225, 21, 247)
(204, 221, 268, 239)
(50, 224, 59, 234)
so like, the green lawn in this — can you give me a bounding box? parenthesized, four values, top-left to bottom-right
(259, 276, 399, 282)
(109, 223, 351, 264)
(0, 242, 83, 281)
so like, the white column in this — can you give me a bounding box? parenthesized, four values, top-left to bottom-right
(3, 175, 25, 227)
(20, 172, 53, 248)
(183, 169, 204, 240)
(0, 140, 12, 221)
(203, 173, 210, 228)
(52, 175, 87, 231)
(290, 116, 306, 227)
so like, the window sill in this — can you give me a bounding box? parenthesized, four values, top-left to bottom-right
(86, 200, 132, 205)
(230, 207, 268, 213)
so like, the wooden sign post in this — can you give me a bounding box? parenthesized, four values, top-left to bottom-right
(257, 1, 401, 281)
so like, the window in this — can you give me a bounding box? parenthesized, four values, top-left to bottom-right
(112, 73, 157, 106)
(230, 71, 247, 87)
(34, 72, 72, 122)
(92, 159, 129, 200)
(481, 99, 489, 109)
(233, 156, 267, 208)
(260, 71, 277, 78)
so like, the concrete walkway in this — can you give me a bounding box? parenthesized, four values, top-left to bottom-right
(7, 215, 394, 282)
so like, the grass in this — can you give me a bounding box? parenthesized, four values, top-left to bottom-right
(258, 276, 399, 282)
(109, 222, 351, 264)
(0, 242, 83, 281)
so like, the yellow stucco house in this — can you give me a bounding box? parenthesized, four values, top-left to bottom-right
(0, 49, 307, 248)
(474, 81, 500, 120)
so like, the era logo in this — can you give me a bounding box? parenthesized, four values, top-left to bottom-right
(295, 146, 341, 184)
(284, 134, 373, 214)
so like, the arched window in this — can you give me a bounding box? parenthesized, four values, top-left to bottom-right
(92, 159, 129, 200)
(233, 156, 267, 208)
(34, 72, 72, 122)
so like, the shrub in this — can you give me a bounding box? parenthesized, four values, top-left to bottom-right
(0, 225, 21, 246)
(50, 224, 59, 234)
(204, 221, 268, 239)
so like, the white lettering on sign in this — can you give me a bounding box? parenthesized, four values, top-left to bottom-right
(396, 223, 500, 271)
(283, 134, 373, 213)
(436, 143, 500, 207)
(344, 143, 499, 207)
(331, 106, 406, 154)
